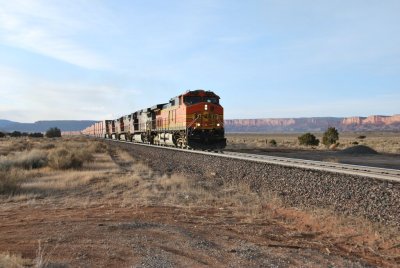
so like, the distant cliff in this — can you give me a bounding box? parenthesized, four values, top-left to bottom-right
(0, 120, 97, 133)
(225, 115, 400, 132)
(1, 115, 399, 134)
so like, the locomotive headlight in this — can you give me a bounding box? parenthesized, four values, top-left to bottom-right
(197, 123, 201, 127)
(204, 104, 208, 111)
(217, 123, 220, 127)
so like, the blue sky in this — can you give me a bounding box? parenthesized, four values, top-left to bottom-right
(0, 0, 399, 122)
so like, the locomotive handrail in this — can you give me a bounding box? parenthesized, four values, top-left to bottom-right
(186, 114, 201, 131)
(185, 114, 202, 144)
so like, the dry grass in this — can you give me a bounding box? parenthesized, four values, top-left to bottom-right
(47, 147, 93, 170)
(0, 251, 32, 268)
(88, 141, 108, 153)
(0, 138, 107, 197)
(106, 160, 400, 263)
(0, 138, 34, 156)
(0, 170, 23, 195)
(0, 244, 64, 268)
(97, 156, 400, 262)
(0, 138, 100, 171)
(39, 143, 56, 150)
(0, 149, 48, 171)
(266, 206, 400, 264)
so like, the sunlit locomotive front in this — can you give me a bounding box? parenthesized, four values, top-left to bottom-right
(154, 90, 226, 149)
(181, 90, 226, 149)
(82, 89, 226, 150)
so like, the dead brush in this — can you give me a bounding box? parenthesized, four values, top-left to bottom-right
(156, 174, 189, 191)
(0, 139, 33, 156)
(89, 141, 108, 153)
(48, 146, 93, 170)
(0, 169, 23, 195)
(0, 149, 48, 171)
(0, 251, 32, 268)
(39, 143, 56, 150)
(265, 205, 400, 264)
(218, 181, 268, 221)
(10, 139, 33, 152)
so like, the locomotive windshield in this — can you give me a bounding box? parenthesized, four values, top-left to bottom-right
(184, 96, 219, 105)
(204, 97, 219, 104)
(184, 96, 202, 105)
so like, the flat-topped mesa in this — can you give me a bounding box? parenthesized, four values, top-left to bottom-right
(225, 115, 400, 132)
(362, 115, 389, 125)
(342, 115, 400, 126)
(364, 115, 400, 125)
(342, 117, 365, 125)
(225, 118, 296, 127)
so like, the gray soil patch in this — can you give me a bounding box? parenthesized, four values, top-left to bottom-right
(339, 145, 378, 155)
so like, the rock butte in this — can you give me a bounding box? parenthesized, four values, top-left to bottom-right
(225, 115, 400, 132)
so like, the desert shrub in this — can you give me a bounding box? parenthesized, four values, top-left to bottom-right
(48, 148, 81, 169)
(0, 132, 5, 138)
(74, 148, 94, 163)
(29, 132, 44, 138)
(352, 141, 359, 145)
(0, 252, 31, 267)
(10, 140, 33, 152)
(45, 127, 61, 138)
(322, 127, 339, 146)
(89, 141, 108, 153)
(15, 150, 48, 169)
(0, 158, 10, 171)
(0, 170, 22, 194)
(39, 143, 56, 150)
(0, 150, 48, 171)
(298, 133, 319, 146)
(1, 141, 33, 156)
(10, 131, 22, 137)
(357, 135, 366, 139)
(48, 147, 93, 169)
(269, 139, 277, 147)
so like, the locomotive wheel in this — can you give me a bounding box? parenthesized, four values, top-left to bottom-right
(177, 137, 187, 149)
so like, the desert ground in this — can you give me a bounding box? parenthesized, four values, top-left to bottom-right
(226, 132, 400, 169)
(0, 136, 399, 267)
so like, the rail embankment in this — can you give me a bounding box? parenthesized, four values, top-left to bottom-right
(109, 141, 400, 227)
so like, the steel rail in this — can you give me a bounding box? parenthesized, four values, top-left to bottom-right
(109, 139, 400, 183)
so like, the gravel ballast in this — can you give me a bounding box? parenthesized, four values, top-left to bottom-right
(109, 141, 400, 227)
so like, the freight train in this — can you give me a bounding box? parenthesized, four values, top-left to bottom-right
(81, 90, 226, 150)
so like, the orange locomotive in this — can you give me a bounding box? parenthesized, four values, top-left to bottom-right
(81, 90, 226, 150)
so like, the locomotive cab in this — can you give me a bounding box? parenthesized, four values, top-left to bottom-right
(182, 90, 226, 149)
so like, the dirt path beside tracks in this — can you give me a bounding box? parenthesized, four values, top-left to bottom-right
(0, 203, 384, 267)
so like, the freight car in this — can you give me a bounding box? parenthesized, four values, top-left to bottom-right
(81, 90, 226, 150)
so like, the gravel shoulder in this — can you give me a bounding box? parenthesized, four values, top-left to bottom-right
(117, 142, 400, 227)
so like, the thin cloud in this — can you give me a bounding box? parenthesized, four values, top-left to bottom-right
(0, 66, 140, 122)
(0, 1, 111, 69)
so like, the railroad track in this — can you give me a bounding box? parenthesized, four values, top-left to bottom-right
(110, 140, 400, 183)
